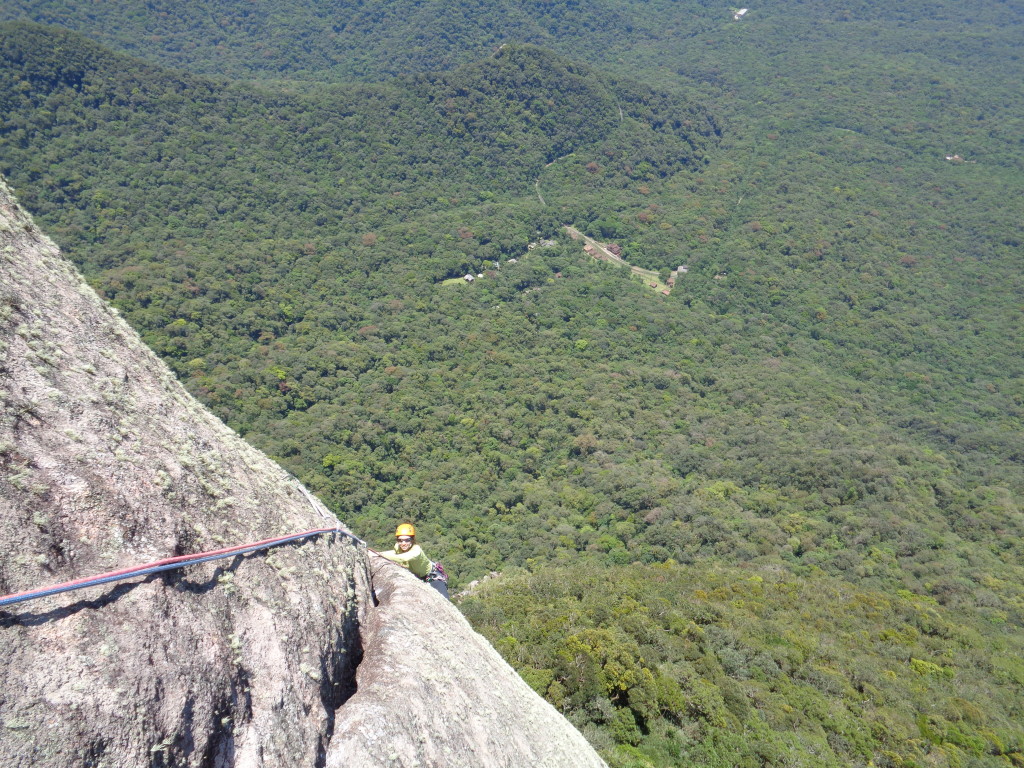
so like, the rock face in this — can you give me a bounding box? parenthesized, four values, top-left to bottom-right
(0, 178, 607, 768)
(0, 176, 371, 766)
(329, 556, 603, 767)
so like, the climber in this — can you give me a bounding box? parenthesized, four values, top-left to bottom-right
(378, 523, 449, 600)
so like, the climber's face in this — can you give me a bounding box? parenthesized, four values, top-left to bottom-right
(397, 536, 413, 550)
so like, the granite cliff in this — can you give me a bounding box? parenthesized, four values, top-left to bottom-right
(0, 177, 607, 768)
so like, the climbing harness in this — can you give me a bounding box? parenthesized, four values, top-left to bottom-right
(426, 561, 449, 585)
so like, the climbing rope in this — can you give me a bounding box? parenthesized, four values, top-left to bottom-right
(0, 472, 414, 611)
(0, 526, 363, 610)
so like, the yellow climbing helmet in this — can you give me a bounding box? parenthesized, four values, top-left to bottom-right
(395, 523, 416, 539)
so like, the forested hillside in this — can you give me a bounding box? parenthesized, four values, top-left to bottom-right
(1, 0, 672, 81)
(2, 2, 1022, 766)
(0, 23, 715, 270)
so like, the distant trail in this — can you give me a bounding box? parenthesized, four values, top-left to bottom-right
(535, 91, 620, 205)
(533, 105, 669, 294)
(534, 152, 573, 206)
(563, 226, 668, 293)
(563, 225, 625, 264)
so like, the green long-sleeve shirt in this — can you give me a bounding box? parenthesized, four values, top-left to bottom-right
(379, 543, 431, 578)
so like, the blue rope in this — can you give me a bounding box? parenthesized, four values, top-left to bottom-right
(1, 528, 356, 609)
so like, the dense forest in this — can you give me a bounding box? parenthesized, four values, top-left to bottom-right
(0, 0, 702, 82)
(1, 1, 1022, 766)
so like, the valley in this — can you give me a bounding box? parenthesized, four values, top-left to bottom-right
(1, 2, 1022, 765)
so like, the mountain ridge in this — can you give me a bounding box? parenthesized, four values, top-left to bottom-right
(0, 0, 647, 82)
(0, 22, 716, 270)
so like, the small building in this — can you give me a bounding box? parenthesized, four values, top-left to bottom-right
(607, 244, 623, 257)
(464, 274, 474, 282)
(733, 8, 748, 20)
